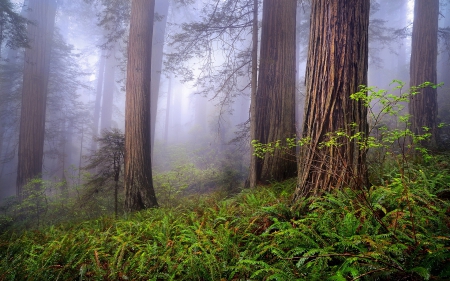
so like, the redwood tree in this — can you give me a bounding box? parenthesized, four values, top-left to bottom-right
(253, 0, 297, 184)
(16, 0, 57, 201)
(294, 0, 370, 200)
(248, 0, 258, 188)
(124, 0, 158, 211)
(409, 0, 439, 148)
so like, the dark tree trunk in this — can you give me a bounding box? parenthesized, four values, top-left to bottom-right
(254, 0, 297, 184)
(16, 0, 57, 201)
(124, 0, 158, 211)
(294, 0, 370, 200)
(409, 0, 439, 148)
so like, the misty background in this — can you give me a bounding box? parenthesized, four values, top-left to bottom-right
(0, 0, 449, 206)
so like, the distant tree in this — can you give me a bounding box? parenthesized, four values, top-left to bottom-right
(124, 0, 158, 211)
(166, 0, 254, 115)
(294, 0, 370, 200)
(84, 0, 170, 157)
(91, 51, 106, 152)
(409, 0, 439, 148)
(150, 0, 170, 155)
(16, 0, 57, 201)
(0, 5, 88, 199)
(0, 1, 29, 184)
(83, 0, 130, 50)
(253, 0, 297, 184)
(84, 129, 124, 218)
(0, 0, 30, 56)
(44, 30, 91, 182)
(99, 43, 118, 131)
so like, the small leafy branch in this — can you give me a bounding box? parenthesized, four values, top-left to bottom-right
(251, 137, 310, 159)
(252, 80, 448, 263)
(253, 80, 444, 164)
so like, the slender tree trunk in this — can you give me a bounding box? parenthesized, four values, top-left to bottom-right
(294, 0, 370, 200)
(0, 12, 4, 56)
(124, 0, 158, 211)
(164, 75, 172, 146)
(100, 44, 117, 131)
(409, 0, 439, 148)
(114, 179, 118, 218)
(16, 0, 57, 201)
(248, 0, 258, 188)
(78, 125, 84, 185)
(91, 50, 106, 152)
(0, 0, 28, 188)
(254, 0, 297, 184)
(150, 0, 170, 155)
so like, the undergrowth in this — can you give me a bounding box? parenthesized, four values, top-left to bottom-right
(1, 154, 449, 280)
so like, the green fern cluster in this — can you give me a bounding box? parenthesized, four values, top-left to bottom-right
(230, 159, 450, 280)
(1, 169, 449, 280)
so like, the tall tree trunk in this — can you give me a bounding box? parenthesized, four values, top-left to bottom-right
(294, 0, 370, 200)
(164, 75, 172, 146)
(248, 0, 258, 188)
(0, 0, 29, 188)
(254, 0, 297, 184)
(16, 0, 57, 201)
(409, 0, 439, 148)
(100, 44, 117, 131)
(124, 0, 158, 211)
(150, 0, 170, 155)
(91, 50, 106, 152)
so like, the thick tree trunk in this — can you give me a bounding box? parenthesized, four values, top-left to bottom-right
(409, 0, 439, 148)
(16, 0, 57, 201)
(254, 0, 297, 184)
(124, 0, 158, 211)
(247, 0, 258, 188)
(294, 0, 370, 200)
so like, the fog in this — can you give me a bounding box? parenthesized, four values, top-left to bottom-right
(1, 0, 449, 208)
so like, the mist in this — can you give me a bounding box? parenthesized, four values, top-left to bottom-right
(1, 0, 449, 212)
(2, 1, 450, 279)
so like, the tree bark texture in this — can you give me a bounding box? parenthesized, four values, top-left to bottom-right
(409, 0, 439, 148)
(16, 0, 57, 200)
(247, 0, 258, 188)
(294, 0, 369, 200)
(124, 0, 158, 211)
(254, 0, 297, 184)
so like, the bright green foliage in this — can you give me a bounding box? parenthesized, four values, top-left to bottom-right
(1, 81, 449, 279)
(153, 144, 246, 207)
(254, 81, 445, 163)
(0, 178, 80, 231)
(1, 155, 449, 280)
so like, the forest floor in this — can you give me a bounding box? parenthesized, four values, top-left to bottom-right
(1, 153, 450, 280)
